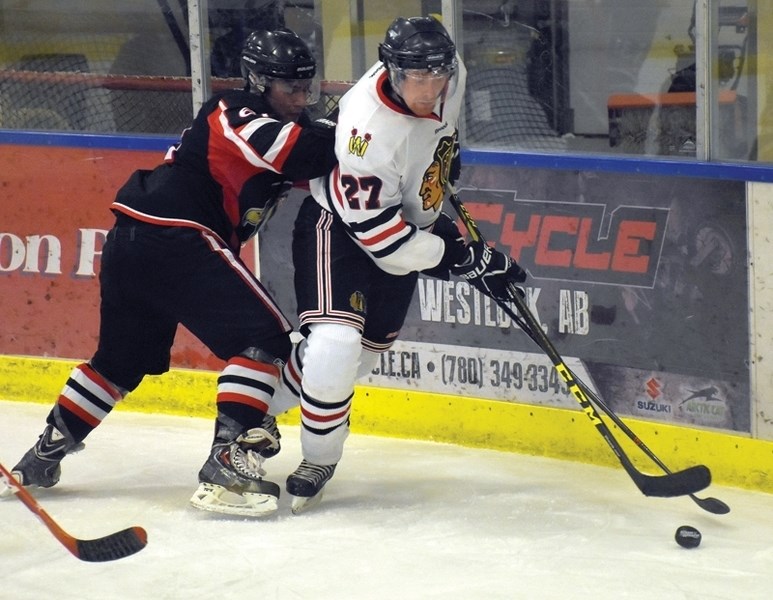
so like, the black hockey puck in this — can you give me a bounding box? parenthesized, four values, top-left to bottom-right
(675, 525, 701, 548)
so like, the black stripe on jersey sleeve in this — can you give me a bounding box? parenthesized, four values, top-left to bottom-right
(368, 222, 417, 259)
(346, 204, 418, 258)
(347, 204, 402, 234)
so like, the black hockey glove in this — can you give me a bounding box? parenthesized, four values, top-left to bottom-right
(309, 116, 337, 139)
(450, 240, 526, 302)
(421, 213, 466, 280)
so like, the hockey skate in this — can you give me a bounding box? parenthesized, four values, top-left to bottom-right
(286, 459, 337, 514)
(190, 427, 281, 517)
(0, 424, 83, 498)
(257, 414, 281, 459)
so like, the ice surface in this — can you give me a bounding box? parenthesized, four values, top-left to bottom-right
(1, 400, 771, 600)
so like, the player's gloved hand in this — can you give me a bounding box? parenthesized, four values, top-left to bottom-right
(450, 240, 526, 301)
(310, 115, 336, 139)
(421, 213, 466, 280)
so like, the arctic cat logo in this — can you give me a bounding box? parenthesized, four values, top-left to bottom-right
(348, 129, 371, 157)
(680, 386, 722, 404)
(678, 386, 727, 423)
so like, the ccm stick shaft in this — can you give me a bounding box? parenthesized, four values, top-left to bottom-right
(0, 461, 147, 561)
(572, 376, 729, 513)
(445, 188, 713, 500)
(451, 280, 728, 513)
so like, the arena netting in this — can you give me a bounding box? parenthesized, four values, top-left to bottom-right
(0, 64, 351, 135)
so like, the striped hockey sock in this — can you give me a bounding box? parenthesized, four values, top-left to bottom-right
(51, 362, 124, 443)
(216, 356, 280, 436)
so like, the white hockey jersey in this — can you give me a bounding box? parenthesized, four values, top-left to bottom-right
(310, 59, 467, 276)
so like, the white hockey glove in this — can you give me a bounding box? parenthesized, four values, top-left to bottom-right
(450, 240, 526, 302)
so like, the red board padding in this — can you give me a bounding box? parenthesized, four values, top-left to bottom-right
(0, 144, 230, 371)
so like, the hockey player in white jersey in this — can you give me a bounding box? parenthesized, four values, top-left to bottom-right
(284, 15, 527, 512)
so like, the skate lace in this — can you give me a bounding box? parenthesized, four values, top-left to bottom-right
(260, 414, 280, 439)
(230, 427, 279, 479)
(239, 427, 280, 451)
(231, 446, 267, 478)
(294, 460, 335, 484)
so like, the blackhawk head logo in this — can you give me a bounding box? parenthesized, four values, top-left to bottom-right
(420, 135, 455, 211)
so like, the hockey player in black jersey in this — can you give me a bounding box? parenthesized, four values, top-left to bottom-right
(2, 29, 337, 517)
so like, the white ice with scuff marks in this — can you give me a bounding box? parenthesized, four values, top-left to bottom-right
(1, 400, 771, 600)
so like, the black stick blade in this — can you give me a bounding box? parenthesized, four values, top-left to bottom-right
(75, 526, 148, 562)
(636, 464, 711, 498)
(694, 495, 731, 515)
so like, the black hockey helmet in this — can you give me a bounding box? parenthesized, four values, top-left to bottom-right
(240, 29, 320, 107)
(241, 29, 316, 81)
(378, 16, 456, 72)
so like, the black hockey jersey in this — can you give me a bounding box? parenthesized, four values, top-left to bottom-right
(111, 89, 337, 251)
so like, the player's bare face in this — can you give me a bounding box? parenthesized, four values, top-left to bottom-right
(267, 80, 313, 122)
(399, 71, 450, 116)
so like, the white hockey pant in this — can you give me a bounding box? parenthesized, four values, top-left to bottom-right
(299, 323, 365, 465)
(268, 333, 379, 418)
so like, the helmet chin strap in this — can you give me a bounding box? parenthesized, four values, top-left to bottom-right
(247, 72, 268, 94)
(382, 70, 408, 108)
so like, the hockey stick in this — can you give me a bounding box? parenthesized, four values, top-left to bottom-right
(445, 187, 711, 499)
(471, 295, 728, 514)
(0, 462, 147, 562)
(439, 262, 726, 513)
(475, 289, 728, 511)
(572, 377, 730, 514)
(444, 189, 728, 513)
